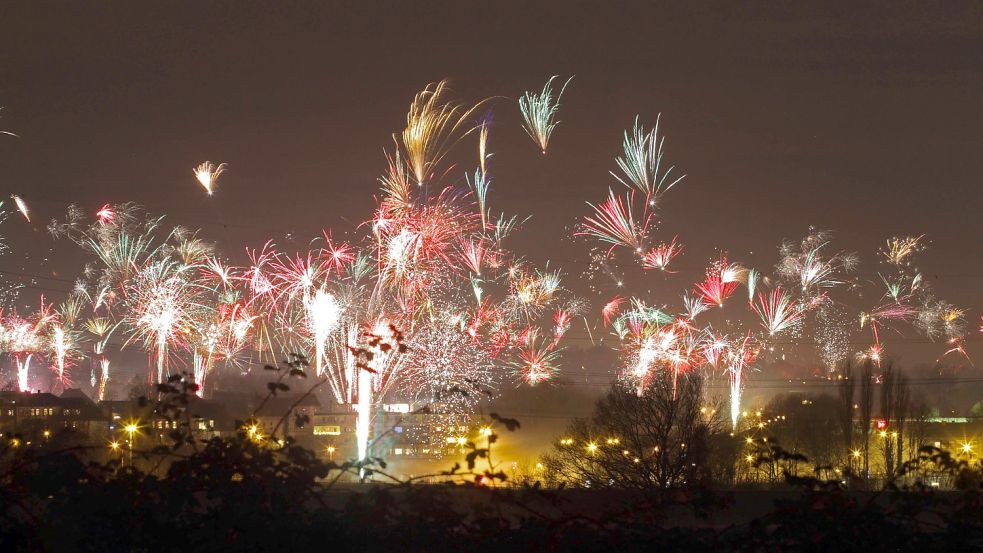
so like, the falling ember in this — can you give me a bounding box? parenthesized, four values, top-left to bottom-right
(193, 161, 228, 195)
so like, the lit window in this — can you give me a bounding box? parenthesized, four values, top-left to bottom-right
(313, 425, 341, 436)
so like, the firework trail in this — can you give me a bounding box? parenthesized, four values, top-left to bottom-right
(10, 195, 29, 222)
(727, 334, 757, 429)
(519, 75, 573, 154)
(477, 113, 491, 175)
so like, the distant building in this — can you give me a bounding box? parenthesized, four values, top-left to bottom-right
(252, 394, 321, 447)
(0, 389, 110, 442)
(101, 396, 238, 445)
(310, 401, 476, 461)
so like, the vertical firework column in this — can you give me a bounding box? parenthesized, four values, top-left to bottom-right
(98, 358, 110, 400)
(15, 353, 31, 392)
(356, 363, 372, 469)
(94, 340, 110, 401)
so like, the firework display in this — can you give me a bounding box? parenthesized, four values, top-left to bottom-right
(0, 78, 976, 446)
(576, 115, 974, 429)
(0, 82, 578, 464)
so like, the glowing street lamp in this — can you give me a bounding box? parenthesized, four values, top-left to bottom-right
(326, 445, 336, 461)
(109, 440, 122, 464)
(124, 421, 139, 467)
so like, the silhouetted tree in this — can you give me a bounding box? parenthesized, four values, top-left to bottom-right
(542, 372, 724, 489)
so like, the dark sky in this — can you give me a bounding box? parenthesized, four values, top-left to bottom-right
(1, 2, 981, 370)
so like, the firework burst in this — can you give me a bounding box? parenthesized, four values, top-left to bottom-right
(611, 115, 686, 205)
(401, 80, 486, 184)
(193, 161, 228, 195)
(751, 287, 804, 336)
(519, 75, 573, 154)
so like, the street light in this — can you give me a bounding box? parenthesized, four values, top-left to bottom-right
(326, 445, 336, 461)
(124, 422, 138, 467)
(961, 442, 973, 454)
(109, 440, 122, 464)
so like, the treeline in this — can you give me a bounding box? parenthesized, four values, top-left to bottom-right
(0, 360, 982, 551)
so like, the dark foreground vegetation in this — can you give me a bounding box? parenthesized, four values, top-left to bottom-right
(1, 359, 982, 552)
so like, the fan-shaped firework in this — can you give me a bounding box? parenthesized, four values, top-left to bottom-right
(611, 115, 686, 205)
(519, 75, 573, 154)
(193, 161, 227, 196)
(401, 80, 486, 185)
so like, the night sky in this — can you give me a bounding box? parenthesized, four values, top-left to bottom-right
(1, 2, 981, 377)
